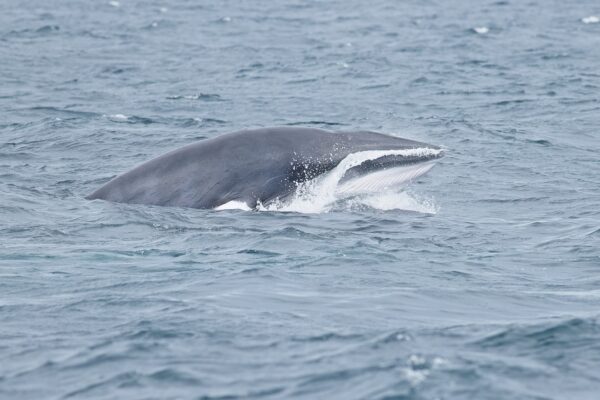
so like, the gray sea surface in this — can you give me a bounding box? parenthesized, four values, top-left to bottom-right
(1, 0, 600, 399)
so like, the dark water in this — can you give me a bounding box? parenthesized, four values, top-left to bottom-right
(2, 0, 600, 398)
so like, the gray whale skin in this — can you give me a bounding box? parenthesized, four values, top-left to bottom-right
(86, 127, 442, 209)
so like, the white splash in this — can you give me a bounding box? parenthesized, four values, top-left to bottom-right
(474, 26, 489, 34)
(582, 16, 599, 24)
(215, 200, 251, 211)
(357, 191, 438, 214)
(259, 148, 441, 214)
(402, 354, 447, 387)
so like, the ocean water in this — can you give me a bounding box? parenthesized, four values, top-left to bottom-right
(1, 0, 600, 398)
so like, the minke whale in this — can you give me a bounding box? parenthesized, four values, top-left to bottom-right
(87, 127, 443, 209)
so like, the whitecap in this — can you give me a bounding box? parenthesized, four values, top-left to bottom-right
(582, 16, 599, 24)
(474, 26, 489, 34)
(106, 113, 128, 122)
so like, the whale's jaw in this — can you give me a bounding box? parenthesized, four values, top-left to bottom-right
(331, 147, 442, 196)
(336, 160, 437, 197)
(258, 148, 443, 212)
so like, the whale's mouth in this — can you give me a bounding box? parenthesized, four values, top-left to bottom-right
(258, 147, 443, 213)
(337, 149, 443, 191)
(336, 160, 437, 196)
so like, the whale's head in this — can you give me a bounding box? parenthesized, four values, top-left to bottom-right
(332, 147, 443, 196)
